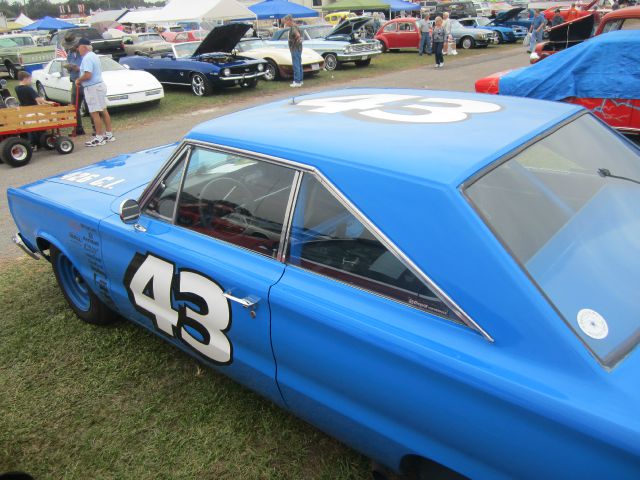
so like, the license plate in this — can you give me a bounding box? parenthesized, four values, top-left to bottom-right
(360, 56, 367, 61)
(311, 63, 320, 71)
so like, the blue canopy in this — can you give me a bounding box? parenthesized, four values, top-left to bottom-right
(500, 30, 640, 101)
(21, 16, 77, 31)
(389, 0, 420, 12)
(249, 0, 319, 20)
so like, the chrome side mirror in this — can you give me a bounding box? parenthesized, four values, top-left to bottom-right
(119, 199, 141, 224)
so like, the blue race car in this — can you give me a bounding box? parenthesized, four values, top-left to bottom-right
(8, 89, 640, 479)
(458, 16, 518, 43)
(120, 23, 266, 96)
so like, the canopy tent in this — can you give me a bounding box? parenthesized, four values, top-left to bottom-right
(249, 0, 319, 20)
(499, 30, 640, 101)
(14, 13, 34, 26)
(0, 21, 24, 33)
(151, 0, 256, 23)
(88, 9, 129, 25)
(21, 16, 77, 31)
(118, 9, 163, 24)
(323, 0, 390, 11)
(389, 0, 420, 12)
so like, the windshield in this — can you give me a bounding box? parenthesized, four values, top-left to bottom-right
(100, 56, 125, 71)
(236, 39, 267, 51)
(466, 115, 640, 367)
(0, 38, 19, 48)
(137, 34, 164, 43)
(9, 36, 35, 47)
(174, 41, 200, 58)
(306, 25, 333, 39)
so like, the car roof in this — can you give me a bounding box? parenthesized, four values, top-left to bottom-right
(601, 5, 640, 21)
(186, 88, 581, 188)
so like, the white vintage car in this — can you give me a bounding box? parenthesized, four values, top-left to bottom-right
(234, 38, 324, 81)
(32, 56, 164, 113)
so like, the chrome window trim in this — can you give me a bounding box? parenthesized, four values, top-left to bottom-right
(180, 139, 492, 342)
(277, 170, 302, 262)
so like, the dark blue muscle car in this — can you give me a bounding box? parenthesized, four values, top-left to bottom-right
(120, 24, 266, 96)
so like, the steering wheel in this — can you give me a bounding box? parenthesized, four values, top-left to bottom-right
(198, 177, 254, 233)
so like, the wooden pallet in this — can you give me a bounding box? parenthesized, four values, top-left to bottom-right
(0, 105, 76, 135)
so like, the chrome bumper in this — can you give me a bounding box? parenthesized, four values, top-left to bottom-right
(13, 232, 40, 260)
(219, 71, 266, 82)
(338, 51, 381, 61)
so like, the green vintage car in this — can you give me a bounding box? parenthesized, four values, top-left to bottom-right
(0, 34, 55, 79)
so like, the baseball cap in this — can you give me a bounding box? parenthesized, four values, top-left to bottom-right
(77, 38, 92, 46)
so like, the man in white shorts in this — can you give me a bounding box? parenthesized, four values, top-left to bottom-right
(75, 38, 115, 147)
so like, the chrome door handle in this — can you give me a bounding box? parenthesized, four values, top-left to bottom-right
(222, 292, 260, 309)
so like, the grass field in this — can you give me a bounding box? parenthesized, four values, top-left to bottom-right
(0, 259, 372, 479)
(3, 46, 505, 131)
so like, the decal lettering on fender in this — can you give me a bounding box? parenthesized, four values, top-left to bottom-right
(61, 171, 126, 190)
(295, 94, 501, 124)
(124, 253, 233, 365)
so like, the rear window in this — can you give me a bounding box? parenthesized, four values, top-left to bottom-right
(465, 115, 640, 368)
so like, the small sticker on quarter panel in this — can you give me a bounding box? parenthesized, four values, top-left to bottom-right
(577, 309, 609, 340)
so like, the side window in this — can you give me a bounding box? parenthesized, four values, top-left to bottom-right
(399, 22, 414, 32)
(50, 34, 58, 46)
(601, 19, 622, 33)
(280, 30, 290, 40)
(49, 61, 62, 74)
(621, 18, 640, 30)
(175, 147, 295, 258)
(145, 152, 187, 220)
(287, 175, 460, 321)
(383, 23, 397, 32)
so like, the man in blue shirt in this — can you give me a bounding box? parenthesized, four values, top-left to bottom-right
(528, 10, 545, 53)
(63, 33, 93, 136)
(76, 38, 114, 147)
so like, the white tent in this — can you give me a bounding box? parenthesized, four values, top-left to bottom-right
(152, 0, 256, 23)
(88, 9, 129, 25)
(118, 8, 164, 24)
(14, 13, 33, 26)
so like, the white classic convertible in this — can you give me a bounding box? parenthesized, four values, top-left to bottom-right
(32, 56, 164, 113)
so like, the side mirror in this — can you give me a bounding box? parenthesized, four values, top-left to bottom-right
(119, 199, 141, 224)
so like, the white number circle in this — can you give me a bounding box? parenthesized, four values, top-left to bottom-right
(577, 309, 609, 340)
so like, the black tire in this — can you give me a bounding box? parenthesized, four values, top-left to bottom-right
(50, 245, 117, 326)
(55, 136, 74, 155)
(5, 61, 18, 80)
(36, 81, 48, 100)
(191, 72, 213, 96)
(1, 137, 32, 167)
(40, 133, 57, 150)
(461, 36, 475, 50)
(380, 42, 388, 53)
(355, 58, 371, 67)
(323, 53, 339, 71)
(263, 59, 279, 81)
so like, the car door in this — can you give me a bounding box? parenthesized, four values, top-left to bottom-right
(269, 173, 482, 464)
(397, 21, 419, 48)
(99, 144, 298, 406)
(381, 22, 399, 48)
(43, 60, 71, 103)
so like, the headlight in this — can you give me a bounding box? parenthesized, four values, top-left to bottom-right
(257, 63, 264, 72)
(223, 68, 231, 76)
(344, 45, 353, 54)
(480, 34, 487, 40)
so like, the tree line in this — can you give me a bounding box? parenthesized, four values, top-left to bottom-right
(1, 0, 166, 20)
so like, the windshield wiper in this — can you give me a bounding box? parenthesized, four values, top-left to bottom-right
(597, 168, 640, 185)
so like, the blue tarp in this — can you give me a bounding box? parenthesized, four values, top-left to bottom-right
(389, 0, 421, 12)
(499, 30, 640, 101)
(249, 0, 319, 19)
(21, 16, 77, 31)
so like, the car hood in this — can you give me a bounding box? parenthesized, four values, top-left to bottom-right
(329, 17, 372, 36)
(548, 14, 594, 42)
(47, 143, 177, 198)
(491, 7, 525, 23)
(193, 23, 251, 56)
(102, 70, 162, 95)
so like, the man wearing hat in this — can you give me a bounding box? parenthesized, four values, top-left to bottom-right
(75, 38, 114, 147)
(63, 33, 93, 136)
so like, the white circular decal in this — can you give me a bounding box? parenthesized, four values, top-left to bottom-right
(577, 309, 609, 340)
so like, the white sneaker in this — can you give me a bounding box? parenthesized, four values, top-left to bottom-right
(105, 132, 116, 142)
(290, 82, 300, 87)
(85, 136, 105, 147)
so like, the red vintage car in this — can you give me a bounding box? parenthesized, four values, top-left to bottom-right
(374, 17, 422, 52)
(532, 6, 640, 63)
(475, 30, 640, 138)
(542, 1, 594, 23)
